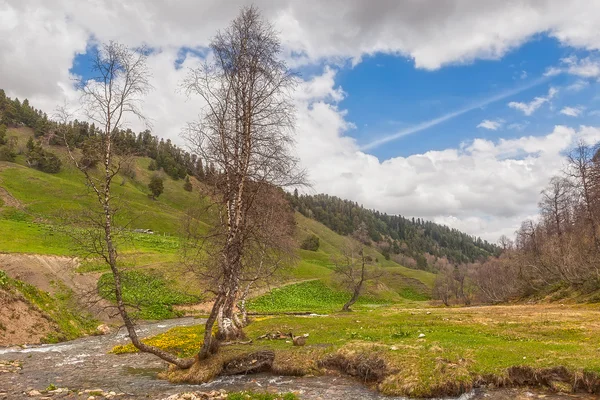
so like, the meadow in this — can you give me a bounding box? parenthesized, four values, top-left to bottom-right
(113, 303, 600, 398)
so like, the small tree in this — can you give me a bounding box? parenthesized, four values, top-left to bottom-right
(183, 175, 192, 192)
(148, 174, 164, 199)
(333, 244, 381, 312)
(58, 41, 193, 369)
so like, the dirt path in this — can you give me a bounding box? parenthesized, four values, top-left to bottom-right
(0, 187, 21, 209)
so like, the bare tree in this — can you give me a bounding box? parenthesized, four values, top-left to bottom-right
(333, 244, 381, 312)
(432, 266, 455, 306)
(182, 6, 306, 358)
(58, 42, 193, 368)
(567, 142, 600, 251)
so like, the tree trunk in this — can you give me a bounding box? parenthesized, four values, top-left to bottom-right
(341, 289, 360, 311)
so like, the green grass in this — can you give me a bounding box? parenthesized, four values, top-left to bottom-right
(98, 270, 199, 320)
(114, 303, 600, 397)
(247, 280, 387, 313)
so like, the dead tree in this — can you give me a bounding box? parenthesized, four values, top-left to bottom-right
(182, 6, 306, 358)
(333, 244, 381, 312)
(58, 42, 193, 368)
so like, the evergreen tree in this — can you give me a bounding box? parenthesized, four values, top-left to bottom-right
(148, 174, 164, 199)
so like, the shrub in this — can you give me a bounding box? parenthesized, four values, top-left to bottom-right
(25, 138, 62, 173)
(300, 234, 320, 251)
(183, 175, 192, 192)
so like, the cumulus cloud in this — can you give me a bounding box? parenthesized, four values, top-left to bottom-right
(560, 106, 585, 117)
(477, 119, 504, 130)
(508, 87, 557, 116)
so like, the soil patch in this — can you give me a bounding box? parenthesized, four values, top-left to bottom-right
(0, 254, 117, 323)
(0, 187, 21, 209)
(0, 288, 55, 346)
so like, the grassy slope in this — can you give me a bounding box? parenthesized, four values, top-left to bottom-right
(0, 127, 434, 316)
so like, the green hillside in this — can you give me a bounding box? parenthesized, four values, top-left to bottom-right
(0, 127, 434, 320)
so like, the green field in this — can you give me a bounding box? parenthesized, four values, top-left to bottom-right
(114, 303, 600, 398)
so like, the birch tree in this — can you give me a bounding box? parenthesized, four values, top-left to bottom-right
(183, 6, 305, 358)
(60, 42, 194, 368)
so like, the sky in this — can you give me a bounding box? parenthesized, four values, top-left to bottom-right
(2, 0, 600, 242)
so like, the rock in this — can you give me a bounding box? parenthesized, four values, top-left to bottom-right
(27, 390, 41, 397)
(96, 324, 111, 335)
(390, 345, 398, 351)
(418, 333, 426, 338)
(87, 397, 96, 400)
(426, 311, 431, 315)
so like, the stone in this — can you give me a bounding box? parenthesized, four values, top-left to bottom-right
(418, 333, 426, 338)
(27, 390, 41, 397)
(96, 324, 111, 335)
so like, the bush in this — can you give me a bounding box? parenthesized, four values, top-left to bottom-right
(300, 234, 320, 251)
(0, 145, 15, 162)
(183, 175, 192, 192)
(25, 138, 62, 173)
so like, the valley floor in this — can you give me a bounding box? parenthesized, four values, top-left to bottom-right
(0, 312, 598, 400)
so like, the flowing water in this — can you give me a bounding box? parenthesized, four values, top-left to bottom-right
(0, 318, 596, 400)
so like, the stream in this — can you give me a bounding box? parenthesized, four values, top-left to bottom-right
(0, 318, 597, 400)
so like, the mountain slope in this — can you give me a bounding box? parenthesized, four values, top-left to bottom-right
(0, 127, 434, 313)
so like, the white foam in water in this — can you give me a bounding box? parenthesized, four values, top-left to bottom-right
(0, 343, 74, 355)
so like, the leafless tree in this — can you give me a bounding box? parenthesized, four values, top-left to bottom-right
(58, 42, 193, 368)
(566, 142, 600, 251)
(432, 266, 455, 306)
(182, 6, 306, 358)
(333, 244, 381, 312)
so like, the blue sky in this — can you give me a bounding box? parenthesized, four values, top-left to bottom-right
(325, 36, 598, 159)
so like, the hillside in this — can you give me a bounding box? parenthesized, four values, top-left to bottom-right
(0, 126, 435, 332)
(290, 193, 500, 268)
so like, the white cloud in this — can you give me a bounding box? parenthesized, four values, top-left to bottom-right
(545, 56, 600, 79)
(3, 0, 600, 240)
(477, 119, 504, 130)
(508, 122, 529, 131)
(508, 87, 558, 116)
(560, 106, 585, 117)
(566, 80, 589, 91)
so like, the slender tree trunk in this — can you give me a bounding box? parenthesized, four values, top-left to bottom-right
(342, 284, 362, 312)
